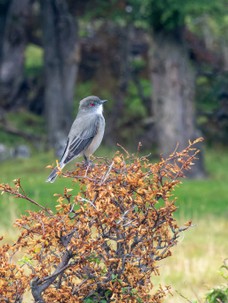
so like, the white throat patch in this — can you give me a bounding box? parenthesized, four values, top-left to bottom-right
(96, 105, 103, 115)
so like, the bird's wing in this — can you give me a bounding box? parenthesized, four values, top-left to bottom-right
(62, 115, 101, 165)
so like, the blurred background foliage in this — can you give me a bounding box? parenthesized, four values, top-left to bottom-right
(0, 0, 227, 154)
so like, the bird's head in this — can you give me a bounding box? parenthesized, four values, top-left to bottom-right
(79, 96, 107, 113)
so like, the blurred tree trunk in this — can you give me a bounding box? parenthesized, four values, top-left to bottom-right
(106, 24, 131, 145)
(0, 0, 10, 60)
(0, 0, 30, 108)
(221, 40, 228, 71)
(85, 22, 131, 146)
(150, 33, 205, 178)
(41, 0, 79, 152)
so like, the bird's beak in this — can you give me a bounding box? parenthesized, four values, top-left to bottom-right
(100, 99, 107, 104)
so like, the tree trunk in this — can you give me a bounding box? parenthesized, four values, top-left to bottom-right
(41, 0, 79, 152)
(86, 22, 131, 146)
(107, 24, 131, 146)
(221, 40, 228, 72)
(150, 33, 205, 178)
(0, 0, 30, 108)
(0, 0, 11, 60)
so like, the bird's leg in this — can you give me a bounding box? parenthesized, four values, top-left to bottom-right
(83, 155, 92, 165)
(83, 155, 94, 176)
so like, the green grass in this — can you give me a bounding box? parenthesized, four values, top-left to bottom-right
(174, 147, 228, 218)
(0, 151, 79, 225)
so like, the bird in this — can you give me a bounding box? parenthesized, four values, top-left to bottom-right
(46, 96, 107, 183)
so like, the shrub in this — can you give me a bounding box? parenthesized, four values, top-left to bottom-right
(205, 259, 228, 303)
(0, 138, 203, 303)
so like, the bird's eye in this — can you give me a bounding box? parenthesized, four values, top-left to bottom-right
(90, 102, 95, 107)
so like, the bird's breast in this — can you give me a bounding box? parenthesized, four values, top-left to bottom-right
(84, 116, 105, 156)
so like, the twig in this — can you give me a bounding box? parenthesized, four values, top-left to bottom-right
(99, 161, 114, 185)
(117, 143, 130, 156)
(3, 187, 52, 216)
(79, 197, 97, 209)
(176, 290, 195, 303)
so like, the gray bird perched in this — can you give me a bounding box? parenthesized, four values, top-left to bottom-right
(46, 96, 107, 183)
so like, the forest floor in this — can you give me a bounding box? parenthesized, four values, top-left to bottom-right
(0, 146, 227, 303)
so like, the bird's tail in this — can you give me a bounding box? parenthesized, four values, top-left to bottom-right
(46, 163, 64, 183)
